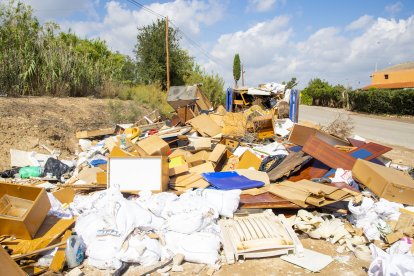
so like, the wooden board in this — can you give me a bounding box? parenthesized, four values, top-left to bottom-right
(240, 192, 299, 209)
(287, 159, 330, 182)
(302, 135, 356, 170)
(349, 142, 392, 160)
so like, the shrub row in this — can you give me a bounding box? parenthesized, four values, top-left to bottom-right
(348, 89, 414, 115)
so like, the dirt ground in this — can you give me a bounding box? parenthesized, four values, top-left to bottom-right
(0, 97, 148, 171)
(79, 238, 370, 276)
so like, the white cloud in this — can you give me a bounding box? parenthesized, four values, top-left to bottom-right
(207, 15, 414, 89)
(56, 0, 225, 55)
(345, 15, 375, 31)
(246, 0, 285, 13)
(385, 1, 403, 16)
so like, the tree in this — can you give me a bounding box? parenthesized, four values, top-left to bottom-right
(285, 77, 298, 89)
(184, 64, 225, 106)
(134, 19, 193, 90)
(233, 54, 241, 88)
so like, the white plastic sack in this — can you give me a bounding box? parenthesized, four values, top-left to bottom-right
(117, 234, 162, 266)
(368, 244, 414, 276)
(191, 189, 241, 218)
(47, 193, 73, 219)
(164, 231, 220, 265)
(86, 238, 122, 270)
(136, 190, 178, 217)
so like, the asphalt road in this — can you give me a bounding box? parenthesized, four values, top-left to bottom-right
(298, 105, 414, 149)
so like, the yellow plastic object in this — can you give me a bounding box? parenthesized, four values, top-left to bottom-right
(169, 155, 186, 168)
(124, 127, 142, 139)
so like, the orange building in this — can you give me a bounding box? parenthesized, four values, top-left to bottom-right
(363, 61, 414, 89)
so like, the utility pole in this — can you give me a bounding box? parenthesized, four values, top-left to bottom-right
(165, 16, 170, 91)
(241, 63, 245, 87)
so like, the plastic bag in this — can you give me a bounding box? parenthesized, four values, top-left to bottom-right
(19, 166, 42, 178)
(43, 157, 71, 179)
(369, 244, 414, 276)
(190, 189, 241, 218)
(164, 231, 220, 265)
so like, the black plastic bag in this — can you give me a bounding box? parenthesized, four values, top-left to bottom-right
(0, 167, 21, 178)
(43, 158, 71, 179)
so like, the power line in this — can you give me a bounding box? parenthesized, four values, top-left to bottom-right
(124, 0, 228, 68)
(126, 0, 165, 19)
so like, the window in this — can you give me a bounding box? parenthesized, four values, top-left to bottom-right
(384, 74, 389, 79)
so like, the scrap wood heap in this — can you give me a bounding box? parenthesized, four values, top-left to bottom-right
(1, 101, 414, 276)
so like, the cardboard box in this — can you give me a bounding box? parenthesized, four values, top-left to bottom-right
(109, 156, 169, 193)
(186, 150, 210, 167)
(0, 182, 51, 239)
(352, 159, 414, 205)
(236, 150, 262, 170)
(137, 135, 170, 156)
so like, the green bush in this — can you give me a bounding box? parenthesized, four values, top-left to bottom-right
(301, 79, 345, 108)
(348, 89, 414, 115)
(300, 90, 312, 105)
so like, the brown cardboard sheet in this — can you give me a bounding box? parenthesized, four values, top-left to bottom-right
(187, 114, 222, 137)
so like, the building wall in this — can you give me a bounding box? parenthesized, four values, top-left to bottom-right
(372, 69, 414, 85)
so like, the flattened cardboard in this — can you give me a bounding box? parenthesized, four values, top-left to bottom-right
(208, 144, 227, 164)
(192, 137, 212, 150)
(169, 149, 193, 160)
(169, 163, 189, 176)
(74, 167, 103, 184)
(109, 156, 169, 193)
(236, 169, 270, 185)
(0, 182, 51, 240)
(187, 114, 222, 137)
(265, 182, 310, 208)
(352, 159, 414, 205)
(189, 161, 215, 174)
(52, 187, 75, 204)
(186, 150, 210, 167)
(137, 135, 170, 156)
(236, 150, 262, 170)
(222, 113, 246, 137)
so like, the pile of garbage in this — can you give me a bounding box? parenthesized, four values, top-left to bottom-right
(1, 89, 414, 275)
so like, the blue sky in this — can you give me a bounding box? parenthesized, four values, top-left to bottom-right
(15, 0, 414, 88)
